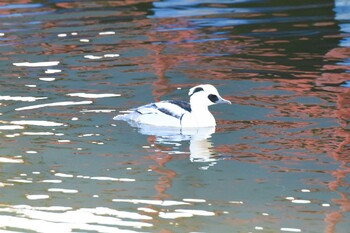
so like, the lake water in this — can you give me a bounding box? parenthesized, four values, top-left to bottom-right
(0, 0, 350, 232)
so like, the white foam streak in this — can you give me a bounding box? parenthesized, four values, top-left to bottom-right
(90, 177, 135, 182)
(0, 125, 24, 130)
(0, 157, 24, 163)
(182, 198, 206, 203)
(81, 207, 152, 220)
(45, 69, 61, 74)
(11, 120, 64, 127)
(0, 205, 152, 232)
(7, 179, 32, 183)
(0, 96, 47, 102)
(39, 180, 62, 183)
(158, 208, 215, 219)
(175, 209, 215, 216)
(26, 195, 50, 200)
(15, 101, 92, 111)
(281, 228, 302, 232)
(159, 212, 192, 219)
(99, 31, 115, 35)
(104, 54, 120, 58)
(84, 55, 103, 60)
(39, 77, 56, 82)
(13, 61, 60, 67)
(137, 207, 158, 213)
(112, 199, 190, 206)
(67, 93, 121, 98)
(291, 199, 311, 204)
(23, 132, 55, 136)
(48, 188, 78, 194)
(80, 109, 116, 113)
(54, 173, 74, 178)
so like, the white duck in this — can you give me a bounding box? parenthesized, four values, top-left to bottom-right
(113, 84, 231, 127)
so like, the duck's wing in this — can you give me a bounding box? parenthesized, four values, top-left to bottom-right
(114, 100, 191, 127)
(151, 100, 191, 119)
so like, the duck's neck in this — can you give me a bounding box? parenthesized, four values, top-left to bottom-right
(190, 104, 216, 127)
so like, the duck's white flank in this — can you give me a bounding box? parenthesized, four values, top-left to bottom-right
(113, 84, 231, 127)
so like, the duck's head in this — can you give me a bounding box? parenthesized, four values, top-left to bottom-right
(188, 84, 231, 108)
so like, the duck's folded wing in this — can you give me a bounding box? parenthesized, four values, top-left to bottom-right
(131, 101, 187, 118)
(134, 103, 159, 115)
(153, 101, 190, 119)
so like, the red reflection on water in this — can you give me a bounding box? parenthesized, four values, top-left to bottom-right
(145, 136, 177, 199)
(145, 18, 201, 101)
(132, 13, 201, 200)
(318, 46, 350, 233)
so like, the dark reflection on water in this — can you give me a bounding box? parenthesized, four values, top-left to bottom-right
(0, 0, 350, 232)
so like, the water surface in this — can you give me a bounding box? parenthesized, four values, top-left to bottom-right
(0, 0, 350, 232)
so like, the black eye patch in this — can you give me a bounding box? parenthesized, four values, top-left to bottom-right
(190, 87, 204, 96)
(208, 94, 219, 103)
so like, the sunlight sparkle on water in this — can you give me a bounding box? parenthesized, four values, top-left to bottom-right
(112, 199, 190, 206)
(13, 61, 60, 67)
(26, 194, 50, 200)
(67, 93, 121, 98)
(45, 69, 61, 74)
(39, 77, 56, 81)
(0, 125, 24, 130)
(0, 205, 152, 232)
(99, 31, 115, 35)
(104, 53, 120, 58)
(11, 120, 64, 127)
(84, 55, 103, 60)
(0, 157, 24, 163)
(48, 188, 79, 194)
(15, 101, 93, 111)
(0, 95, 47, 102)
(0, 1, 348, 232)
(54, 173, 74, 178)
(281, 227, 302, 232)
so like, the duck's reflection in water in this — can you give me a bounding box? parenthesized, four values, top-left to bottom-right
(128, 121, 217, 165)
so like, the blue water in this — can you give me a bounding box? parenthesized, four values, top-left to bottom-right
(0, 0, 349, 232)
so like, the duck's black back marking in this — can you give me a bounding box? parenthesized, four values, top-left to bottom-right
(168, 100, 191, 112)
(158, 107, 181, 119)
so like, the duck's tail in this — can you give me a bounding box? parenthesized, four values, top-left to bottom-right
(113, 110, 134, 121)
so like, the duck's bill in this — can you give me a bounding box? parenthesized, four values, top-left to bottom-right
(217, 97, 231, 104)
